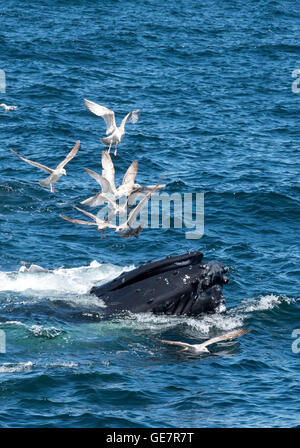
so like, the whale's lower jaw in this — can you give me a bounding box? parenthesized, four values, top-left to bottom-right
(90, 252, 228, 317)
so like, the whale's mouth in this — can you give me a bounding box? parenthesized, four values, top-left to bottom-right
(90, 252, 229, 317)
(91, 251, 204, 294)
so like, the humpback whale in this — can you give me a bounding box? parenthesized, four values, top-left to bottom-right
(90, 252, 229, 316)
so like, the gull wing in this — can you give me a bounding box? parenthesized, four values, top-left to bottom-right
(134, 184, 166, 194)
(156, 339, 193, 349)
(84, 99, 116, 135)
(83, 168, 113, 194)
(200, 329, 251, 349)
(121, 109, 140, 128)
(83, 168, 103, 186)
(57, 141, 80, 169)
(10, 149, 53, 174)
(80, 192, 106, 207)
(74, 206, 100, 222)
(103, 194, 119, 210)
(101, 150, 116, 191)
(121, 160, 138, 186)
(127, 191, 145, 206)
(127, 185, 166, 206)
(127, 175, 164, 227)
(60, 214, 98, 226)
(74, 206, 115, 228)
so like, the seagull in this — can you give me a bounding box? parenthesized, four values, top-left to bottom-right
(19, 264, 48, 273)
(81, 150, 165, 207)
(156, 329, 251, 354)
(82, 173, 128, 222)
(60, 207, 112, 233)
(0, 103, 17, 111)
(81, 155, 139, 206)
(80, 167, 114, 207)
(61, 175, 164, 238)
(101, 151, 166, 198)
(84, 99, 139, 156)
(10, 141, 80, 193)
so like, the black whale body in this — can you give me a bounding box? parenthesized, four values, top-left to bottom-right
(90, 252, 229, 316)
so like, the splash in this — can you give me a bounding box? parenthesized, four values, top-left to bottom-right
(107, 294, 294, 340)
(0, 260, 134, 296)
(0, 320, 62, 338)
(0, 361, 33, 373)
(236, 294, 291, 313)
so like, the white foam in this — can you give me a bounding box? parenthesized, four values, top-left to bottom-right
(0, 360, 79, 373)
(106, 310, 244, 339)
(29, 325, 61, 338)
(48, 362, 78, 368)
(0, 320, 62, 338)
(237, 294, 291, 313)
(183, 312, 245, 336)
(0, 262, 293, 344)
(0, 361, 33, 373)
(0, 260, 134, 296)
(109, 294, 293, 340)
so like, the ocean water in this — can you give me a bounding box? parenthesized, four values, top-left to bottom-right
(0, 0, 299, 428)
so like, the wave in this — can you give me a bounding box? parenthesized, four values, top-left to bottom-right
(236, 294, 291, 313)
(0, 360, 80, 374)
(0, 258, 295, 346)
(99, 294, 294, 340)
(1, 320, 62, 338)
(0, 361, 33, 373)
(0, 260, 134, 296)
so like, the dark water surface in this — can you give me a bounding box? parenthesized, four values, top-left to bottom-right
(0, 0, 299, 427)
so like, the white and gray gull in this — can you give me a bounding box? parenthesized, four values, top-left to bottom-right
(10, 141, 80, 193)
(81, 150, 165, 207)
(61, 175, 164, 238)
(157, 329, 251, 354)
(84, 99, 139, 156)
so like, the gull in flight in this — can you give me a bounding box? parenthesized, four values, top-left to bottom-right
(61, 176, 164, 238)
(81, 150, 165, 207)
(84, 99, 139, 156)
(80, 156, 137, 207)
(157, 329, 251, 354)
(60, 206, 112, 236)
(0, 103, 17, 111)
(10, 141, 80, 193)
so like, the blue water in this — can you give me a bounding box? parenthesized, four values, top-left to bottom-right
(0, 0, 299, 428)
